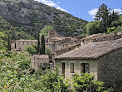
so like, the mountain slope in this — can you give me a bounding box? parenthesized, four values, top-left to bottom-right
(0, 0, 88, 38)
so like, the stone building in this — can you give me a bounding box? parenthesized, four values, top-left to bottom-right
(81, 32, 122, 46)
(16, 40, 37, 50)
(55, 38, 122, 89)
(31, 55, 49, 72)
(41, 30, 81, 57)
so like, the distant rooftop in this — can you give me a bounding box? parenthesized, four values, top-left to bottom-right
(16, 40, 37, 42)
(55, 38, 122, 59)
(33, 55, 49, 59)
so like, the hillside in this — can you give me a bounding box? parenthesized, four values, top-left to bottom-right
(0, 0, 88, 39)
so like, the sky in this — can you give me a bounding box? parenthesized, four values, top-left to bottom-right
(34, 0, 122, 22)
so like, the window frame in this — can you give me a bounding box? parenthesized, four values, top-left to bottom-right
(70, 62, 75, 73)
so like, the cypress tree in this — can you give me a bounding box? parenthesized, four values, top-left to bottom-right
(7, 35, 11, 51)
(37, 30, 40, 54)
(40, 35, 45, 54)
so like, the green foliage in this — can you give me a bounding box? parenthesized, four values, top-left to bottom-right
(107, 26, 116, 34)
(83, 4, 121, 36)
(7, 35, 11, 51)
(94, 3, 110, 31)
(37, 30, 40, 54)
(0, 51, 34, 92)
(40, 35, 45, 54)
(24, 45, 37, 55)
(45, 47, 52, 57)
(40, 25, 54, 36)
(116, 26, 122, 32)
(83, 21, 105, 35)
(73, 73, 112, 92)
(38, 68, 70, 92)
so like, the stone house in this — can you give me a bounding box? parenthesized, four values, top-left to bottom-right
(81, 32, 122, 46)
(55, 38, 122, 88)
(31, 55, 49, 72)
(16, 40, 37, 50)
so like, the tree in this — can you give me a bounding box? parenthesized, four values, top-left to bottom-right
(39, 68, 70, 92)
(84, 21, 105, 35)
(7, 34, 11, 51)
(40, 35, 45, 54)
(24, 46, 37, 55)
(109, 9, 119, 22)
(73, 73, 113, 92)
(45, 47, 52, 57)
(40, 25, 54, 36)
(37, 30, 40, 54)
(94, 3, 110, 31)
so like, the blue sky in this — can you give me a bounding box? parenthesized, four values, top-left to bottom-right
(35, 0, 122, 22)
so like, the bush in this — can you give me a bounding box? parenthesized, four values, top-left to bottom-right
(73, 73, 113, 92)
(24, 46, 37, 55)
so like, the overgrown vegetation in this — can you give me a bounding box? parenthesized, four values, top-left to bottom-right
(73, 73, 113, 92)
(0, 51, 70, 92)
(0, 51, 116, 92)
(82, 3, 122, 36)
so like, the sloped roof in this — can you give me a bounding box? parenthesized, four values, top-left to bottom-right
(55, 38, 122, 59)
(33, 55, 49, 59)
(16, 40, 37, 42)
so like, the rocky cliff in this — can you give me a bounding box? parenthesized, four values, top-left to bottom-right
(0, 0, 88, 38)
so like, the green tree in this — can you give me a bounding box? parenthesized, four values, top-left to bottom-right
(24, 46, 37, 55)
(7, 34, 11, 51)
(37, 30, 40, 54)
(84, 21, 105, 35)
(39, 68, 70, 92)
(40, 35, 45, 54)
(40, 25, 54, 36)
(109, 10, 119, 23)
(73, 73, 113, 92)
(45, 47, 52, 57)
(94, 3, 110, 31)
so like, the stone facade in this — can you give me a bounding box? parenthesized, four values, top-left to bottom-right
(55, 39, 122, 89)
(45, 30, 81, 56)
(97, 47, 122, 89)
(16, 40, 37, 50)
(55, 59, 98, 80)
(31, 55, 49, 72)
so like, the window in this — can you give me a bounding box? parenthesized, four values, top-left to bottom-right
(81, 63, 89, 73)
(40, 63, 42, 68)
(43, 63, 47, 66)
(70, 63, 74, 73)
(27, 42, 29, 45)
(34, 62, 35, 66)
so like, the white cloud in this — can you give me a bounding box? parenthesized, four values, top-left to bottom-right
(88, 8, 98, 19)
(34, 0, 67, 12)
(113, 9, 122, 14)
(88, 8, 122, 19)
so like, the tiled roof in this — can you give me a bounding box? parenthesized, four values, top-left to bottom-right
(16, 40, 37, 42)
(33, 55, 49, 59)
(55, 38, 122, 59)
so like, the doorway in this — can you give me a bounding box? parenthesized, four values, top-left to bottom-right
(62, 62, 65, 77)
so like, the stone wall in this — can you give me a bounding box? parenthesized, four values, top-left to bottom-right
(55, 59, 98, 80)
(31, 55, 49, 72)
(16, 40, 37, 50)
(98, 47, 122, 89)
